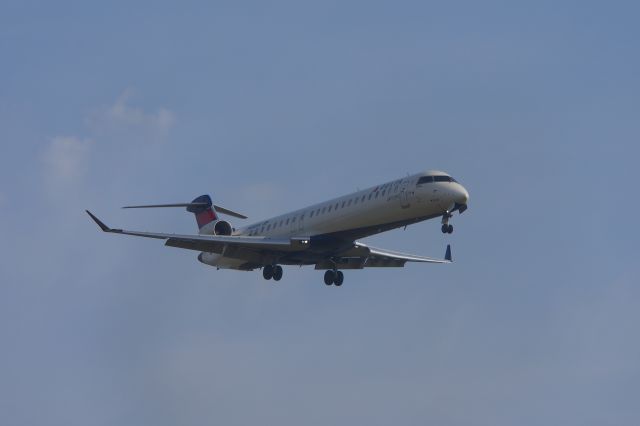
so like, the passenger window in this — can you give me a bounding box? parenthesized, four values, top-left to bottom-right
(310, 211, 314, 217)
(341, 201, 345, 208)
(368, 194, 372, 200)
(328, 206, 332, 212)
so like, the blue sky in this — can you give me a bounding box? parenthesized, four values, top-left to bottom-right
(1, 1, 638, 425)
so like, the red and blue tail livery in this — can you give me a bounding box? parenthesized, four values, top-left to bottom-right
(186, 195, 217, 229)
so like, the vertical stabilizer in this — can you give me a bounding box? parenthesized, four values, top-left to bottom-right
(187, 195, 218, 233)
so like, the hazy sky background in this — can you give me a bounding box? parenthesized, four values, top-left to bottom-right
(1, 1, 638, 425)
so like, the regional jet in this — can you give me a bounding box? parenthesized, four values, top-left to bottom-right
(87, 170, 469, 286)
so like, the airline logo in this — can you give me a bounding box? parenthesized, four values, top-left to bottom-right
(196, 209, 217, 228)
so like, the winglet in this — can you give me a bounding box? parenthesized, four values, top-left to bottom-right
(86, 210, 111, 232)
(445, 244, 452, 262)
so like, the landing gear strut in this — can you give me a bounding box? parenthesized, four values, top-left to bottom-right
(324, 270, 344, 286)
(441, 212, 454, 234)
(263, 264, 283, 281)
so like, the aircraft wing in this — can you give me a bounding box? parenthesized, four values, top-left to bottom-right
(364, 244, 452, 265)
(86, 210, 310, 253)
(314, 242, 452, 269)
(88, 210, 451, 269)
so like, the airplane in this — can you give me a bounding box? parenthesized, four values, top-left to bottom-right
(86, 170, 469, 286)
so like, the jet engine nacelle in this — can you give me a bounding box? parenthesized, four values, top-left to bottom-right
(213, 220, 233, 236)
(197, 252, 246, 269)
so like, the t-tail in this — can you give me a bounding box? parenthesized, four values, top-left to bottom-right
(122, 195, 247, 235)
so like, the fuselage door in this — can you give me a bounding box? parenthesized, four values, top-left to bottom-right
(400, 179, 411, 209)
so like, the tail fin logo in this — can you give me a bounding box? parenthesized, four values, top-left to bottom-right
(187, 195, 218, 229)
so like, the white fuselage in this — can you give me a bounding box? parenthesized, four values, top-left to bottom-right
(237, 171, 468, 239)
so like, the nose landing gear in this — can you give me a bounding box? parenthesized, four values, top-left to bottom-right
(441, 212, 454, 234)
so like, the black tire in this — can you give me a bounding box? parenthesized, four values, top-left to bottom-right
(324, 270, 335, 285)
(447, 224, 454, 234)
(263, 265, 274, 280)
(273, 265, 283, 281)
(334, 271, 344, 286)
(441, 224, 448, 234)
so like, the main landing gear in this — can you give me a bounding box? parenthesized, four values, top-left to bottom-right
(324, 270, 344, 287)
(262, 264, 283, 281)
(441, 212, 454, 234)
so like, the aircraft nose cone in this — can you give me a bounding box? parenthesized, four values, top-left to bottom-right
(453, 184, 468, 204)
(453, 185, 469, 213)
(458, 187, 469, 204)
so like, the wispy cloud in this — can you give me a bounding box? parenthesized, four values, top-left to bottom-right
(38, 90, 177, 202)
(42, 136, 93, 182)
(92, 89, 175, 136)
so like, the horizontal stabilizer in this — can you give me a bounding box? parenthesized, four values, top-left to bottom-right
(122, 202, 248, 219)
(123, 203, 208, 209)
(213, 205, 248, 219)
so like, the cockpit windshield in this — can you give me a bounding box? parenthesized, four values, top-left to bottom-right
(417, 175, 457, 185)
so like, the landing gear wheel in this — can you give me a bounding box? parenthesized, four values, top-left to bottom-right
(324, 270, 336, 286)
(441, 224, 448, 234)
(334, 271, 344, 286)
(447, 224, 453, 234)
(263, 265, 274, 280)
(272, 265, 283, 281)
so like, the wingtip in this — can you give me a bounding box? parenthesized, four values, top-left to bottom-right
(445, 244, 452, 262)
(86, 210, 111, 232)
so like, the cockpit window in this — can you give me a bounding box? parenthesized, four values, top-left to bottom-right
(418, 175, 457, 184)
(417, 176, 434, 184)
